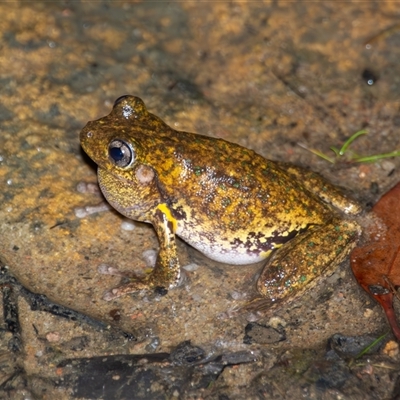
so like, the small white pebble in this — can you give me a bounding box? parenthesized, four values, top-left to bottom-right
(76, 182, 88, 193)
(268, 316, 287, 328)
(74, 207, 89, 219)
(46, 331, 61, 342)
(230, 290, 247, 300)
(103, 290, 117, 302)
(74, 203, 111, 218)
(182, 263, 200, 272)
(383, 340, 399, 358)
(245, 312, 262, 322)
(381, 160, 395, 172)
(76, 181, 100, 194)
(363, 308, 374, 318)
(98, 264, 121, 276)
(120, 219, 136, 231)
(142, 249, 157, 267)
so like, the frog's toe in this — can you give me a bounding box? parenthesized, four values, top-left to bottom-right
(98, 264, 145, 278)
(103, 288, 123, 301)
(98, 264, 123, 276)
(172, 268, 187, 288)
(102, 279, 151, 301)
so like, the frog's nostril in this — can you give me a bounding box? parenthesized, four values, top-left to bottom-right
(108, 139, 135, 168)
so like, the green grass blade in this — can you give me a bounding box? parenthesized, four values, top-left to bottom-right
(330, 146, 341, 157)
(355, 150, 400, 163)
(355, 332, 388, 359)
(298, 143, 335, 163)
(309, 149, 335, 163)
(339, 129, 368, 155)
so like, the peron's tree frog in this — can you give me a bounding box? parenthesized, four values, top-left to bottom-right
(80, 95, 361, 304)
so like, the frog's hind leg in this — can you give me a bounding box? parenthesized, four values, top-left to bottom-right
(256, 217, 360, 307)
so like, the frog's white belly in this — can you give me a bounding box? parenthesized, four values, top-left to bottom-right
(176, 226, 272, 265)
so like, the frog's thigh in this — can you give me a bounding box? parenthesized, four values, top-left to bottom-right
(256, 218, 360, 303)
(278, 163, 361, 215)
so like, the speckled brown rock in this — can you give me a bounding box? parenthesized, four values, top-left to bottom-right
(1, 2, 400, 398)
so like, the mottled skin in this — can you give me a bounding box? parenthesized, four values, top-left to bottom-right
(80, 95, 361, 304)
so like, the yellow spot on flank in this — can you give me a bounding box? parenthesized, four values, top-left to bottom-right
(260, 250, 272, 259)
(157, 203, 178, 233)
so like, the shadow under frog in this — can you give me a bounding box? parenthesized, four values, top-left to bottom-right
(80, 95, 361, 307)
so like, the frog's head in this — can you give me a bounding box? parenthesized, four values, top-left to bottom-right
(80, 95, 169, 182)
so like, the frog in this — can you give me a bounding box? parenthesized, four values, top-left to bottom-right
(80, 95, 362, 305)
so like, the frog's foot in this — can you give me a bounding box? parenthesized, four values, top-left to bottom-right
(257, 218, 361, 307)
(102, 271, 186, 301)
(103, 278, 155, 301)
(98, 249, 157, 279)
(98, 263, 150, 300)
(99, 253, 185, 301)
(98, 264, 143, 278)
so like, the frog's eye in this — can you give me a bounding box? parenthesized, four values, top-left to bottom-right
(108, 139, 135, 168)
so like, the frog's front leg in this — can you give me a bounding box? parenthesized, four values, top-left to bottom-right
(257, 217, 360, 306)
(103, 203, 181, 301)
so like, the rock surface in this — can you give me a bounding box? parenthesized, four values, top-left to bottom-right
(1, 2, 400, 398)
